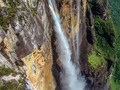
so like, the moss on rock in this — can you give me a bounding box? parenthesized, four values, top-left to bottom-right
(0, 66, 15, 77)
(88, 51, 105, 69)
(0, 79, 24, 90)
(0, 0, 18, 31)
(0, 66, 25, 90)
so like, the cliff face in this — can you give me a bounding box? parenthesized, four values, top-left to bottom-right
(0, 0, 115, 90)
(0, 0, 55, 90)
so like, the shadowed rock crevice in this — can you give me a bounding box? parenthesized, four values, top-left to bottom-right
(86, 4, 95, 45)
(51, 31, 61, 90)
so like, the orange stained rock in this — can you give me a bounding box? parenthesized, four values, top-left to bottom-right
(22, 44, 55, 90)
(61, 0, 71, 35)
(3, 37, 11, 53)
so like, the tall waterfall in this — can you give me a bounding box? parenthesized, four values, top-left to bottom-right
(48, 0, 86, 90)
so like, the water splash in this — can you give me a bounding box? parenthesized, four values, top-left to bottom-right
(48, 0, 86, 90)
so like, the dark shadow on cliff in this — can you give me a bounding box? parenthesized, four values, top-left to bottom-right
(51, 31, 61, 90)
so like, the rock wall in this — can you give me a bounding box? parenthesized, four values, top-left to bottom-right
(0, 0, 55, 90)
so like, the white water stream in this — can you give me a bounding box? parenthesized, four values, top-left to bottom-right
(48, 0, 86, 90)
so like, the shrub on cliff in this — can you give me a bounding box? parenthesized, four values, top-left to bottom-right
(0, 66, 14, 77)
(0, 79, 24, 90)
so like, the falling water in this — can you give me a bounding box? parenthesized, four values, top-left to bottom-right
(48, 0, 86, 90)
(71, 0, 82, 64)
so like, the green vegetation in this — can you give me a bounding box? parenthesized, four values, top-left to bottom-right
(0, 66, 15, 77)
(0, 79, 24, 90)
(31, 0, 41, 15)
(94, 17, 116, 60)
(0, 66, 25, 90)
(0, 8, 17, 30)
(0, 80, 18, 90)
(110, 78, 120, 90)
(88, 51, 105, 69)
(0, 0, 41, 31)
(31, 7, 37, 16)
(109, 0, 120, 86)
(3, 0, 20, 6)
(113, 60, 120, 83)
(0, 0, 19, 30)
(109, 0, 120, 27)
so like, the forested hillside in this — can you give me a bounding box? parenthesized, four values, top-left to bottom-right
(109, 0, 120, 89)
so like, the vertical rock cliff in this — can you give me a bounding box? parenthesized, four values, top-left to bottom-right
(0, 0, 115, 90)
(0, 0, 55, 90)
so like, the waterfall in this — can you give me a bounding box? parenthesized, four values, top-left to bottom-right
(48, 0, 86, 90)
(71, 0, 82, 64)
